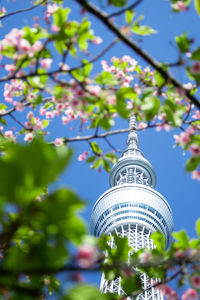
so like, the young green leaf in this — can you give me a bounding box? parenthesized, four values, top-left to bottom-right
(195, 0, 200, 15)
(196, 218, 200, 236)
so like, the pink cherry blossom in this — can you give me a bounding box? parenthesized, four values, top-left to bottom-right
(33, 121, 43, 131)
(91, 37, 102, 45)
(40, 58, 52, 70)
(192, 170, 200, 181)
(0, 7, 6, 14)
(179, 132, 190, 145)
(78, 151, 88, 161)
(174, 1, 188, 11)
(46, 4, 58, 17)
(39, 107, 46, 116)
(60, 63, 69, 71)
(45, 111, 54, 119)
(26, 111, 34, 119)
(189, 144, 200, 156)
(24, 133, 34, 142)
(54, 138, 64, 146)
(107, 94, 117, 105)
(24, 121, 33, 129)
(87, 85, 101, 96)
(5, 64, 16, 74)
(32, 40, 43, 52)
(134, 83, 142, 95)
(51, 24, 60, 33)
(191, 62, 200, 74)
(76, 245, 97, 268)
(62, 115, 69, 125)
(183, 82, 194, 90)
(156, 123, 171, 132)
(18, 39, 31, 54)
(139, 250, 151, 263)
(192, 110, 200, 119)
(138, 122, 147, 129)
(13, 101, 25, 112)
(191, 274, 200, 289)
(158, 284, 172, 295)
(56, 103, 64, 111)
(182, 288, 198, 300)
(4, 130, 15, 140)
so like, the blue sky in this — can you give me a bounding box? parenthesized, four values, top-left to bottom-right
(1, 0, 200, 290)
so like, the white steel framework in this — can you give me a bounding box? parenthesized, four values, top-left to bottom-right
(90, 116, 174, 300)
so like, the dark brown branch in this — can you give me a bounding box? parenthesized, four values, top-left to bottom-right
(103, 136, 122, 153)
(0, 1, 46, 20)
(9, 113, 27, 129)
(75, 0, 200, 110)
(108, 0, 143, 19)
(63, 124, 158, 144)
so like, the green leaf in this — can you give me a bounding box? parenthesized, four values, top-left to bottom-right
(151, 232, 166, 253)
(102, 159, 111, 173)
(54, 7, 70, 29)
(175, 32, 190, 53)
(162, 99, 185, 127)
(191, 47, 200, 60)
(109, 0, 127, 7)
(90, 142, 102, 154)
(195, 0, 200, 15)
(95, 72, 118, 86)
(172, 230, 189, 250)
(196, 218, 200, 236)
(86, 156, 96, 163)
(116, 94, 130, 119)
(132, 24, 157, 36)
(0, 139, 72, 204)
(91, 158, 102, 169)
(186, 156, 200, 171)
(155, 71, 166, 87)
(125, 9, 135, 24)
(141, 95, 160, 121)
(121, 274, 142, 295)
(65, 284, 108, 300)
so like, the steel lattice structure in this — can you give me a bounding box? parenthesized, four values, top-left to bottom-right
(90, 116, 174, 299)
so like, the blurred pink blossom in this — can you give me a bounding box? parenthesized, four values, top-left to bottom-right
(24, 133, 34, 142)
(182, 288, 198, 300)
(192, 170, 200, 181)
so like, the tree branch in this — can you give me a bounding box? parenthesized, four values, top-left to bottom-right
(0, 1, 46, 20)
(63, 123, 160, 144)
(75, 0, 200, 110)
(108, 0, 143, 19)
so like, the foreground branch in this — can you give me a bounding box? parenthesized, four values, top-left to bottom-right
(75, 0, 200, 110)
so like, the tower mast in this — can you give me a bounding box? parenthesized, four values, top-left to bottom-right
(90, 116, 174, 299)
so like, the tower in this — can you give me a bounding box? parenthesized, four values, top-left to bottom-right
(90, 115, 174, 299)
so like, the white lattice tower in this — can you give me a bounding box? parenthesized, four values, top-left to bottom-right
(90, 116, 174, 299)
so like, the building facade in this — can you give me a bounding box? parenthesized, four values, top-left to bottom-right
(90, 116, 174, 299)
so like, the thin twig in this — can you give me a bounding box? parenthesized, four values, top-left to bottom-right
(104, 136, 122, 153)
(108, 0, 143, 19)
(9, 113, 27, 129)
(0, 0, 46, 20)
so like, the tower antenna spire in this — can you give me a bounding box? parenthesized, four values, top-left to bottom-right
(127, 114, 139, 150)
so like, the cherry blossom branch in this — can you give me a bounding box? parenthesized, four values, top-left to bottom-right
(0, 38, 117, 84)
(75, 0, 200, 110)
(63, 124, 158, 144)
(0, 0, 46, 20)
(103, 136, 123, 153)
(108, 0, 143, 19)
(9, 113, 28, 129)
